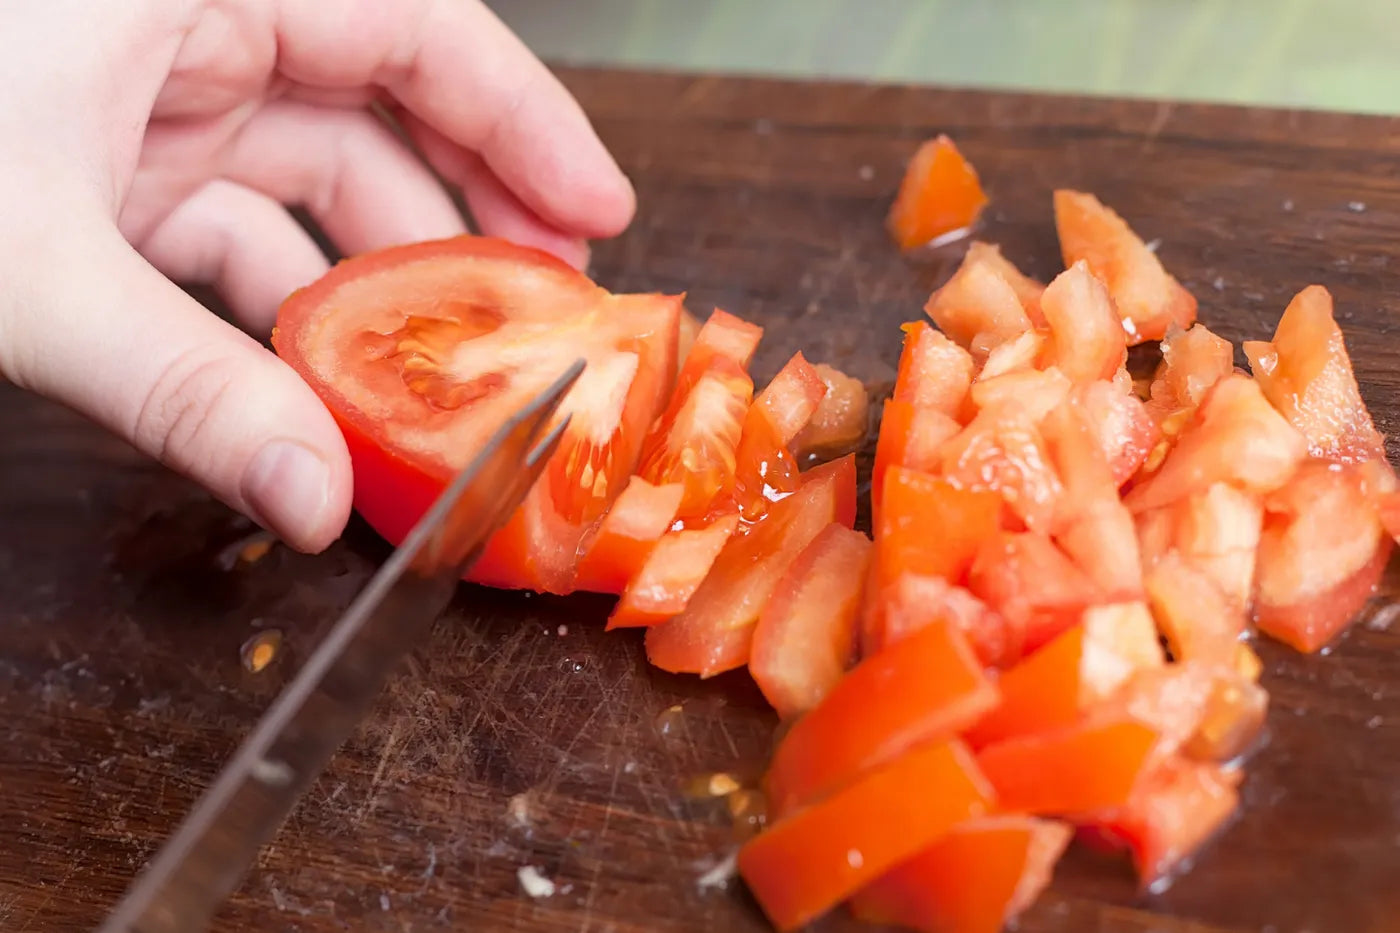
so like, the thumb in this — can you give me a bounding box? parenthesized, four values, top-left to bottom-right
(1, 224, 353, 552)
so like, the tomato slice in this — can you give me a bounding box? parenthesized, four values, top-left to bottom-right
(850, 816, 1072, 933)
(749, 523, 872, 718)
(644, 455, 856, 677)
(272, 235, 681, 594)
(1053, 189, 1197, 344)
(887, 135, 989, 251)
(1244, 284, 1387, 464)
(572, 478, 684, 594)
(1039, 260, 1128, 383)
(977, 719, 1160, 815)
(893, 321, 975, 415)
(967, 533, 1101, 656)
(606, 513, 739, 630)
(1253, 461, 1392, 652)
(764, 619, 998, 818)
(940, 405, 1065, 534)
(792, 363, 870, 462)
(871, 573, 1015, 667)
(871, 403, 961, 520)
(966, 603, 1163, 749)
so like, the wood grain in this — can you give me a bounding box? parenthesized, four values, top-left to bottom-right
(3, 66, 1400, 932)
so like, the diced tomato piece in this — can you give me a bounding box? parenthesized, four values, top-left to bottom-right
(1253, 461, 1393, 652)
(1088, 758, 1241, 889)
(893, 321, 976, 415)
(1382, 492, 1400, 544)
(968, 533, 1101, 656)
(573, 478, 684, 594)
(792, 363, 870, 461)
(1244, 284, 1387, 463)
(750, 524, 872, 719)
(887, 135, 989, 251)
(764, 620, 999, 818)
(739, 740, 994, 932)
(977, 719, 1160, 815)
(925, 259, 1034, 357)
(875, 467, 1003, 582)
(750, 352, 829, 446)
(1074, 380, 1161, 488)
(962, 241, 1047, 320)
(1144, 552, 1246, 668)
(644, 456, 855, 676)
(850, 816, 1071, 933)
(941, 406, 1064, 534)
(726, 353, 828, 522)
(1125, 375, 1308, 513)
(966, 604, 1163, 749)
(871, 574, 1016, 668)
(1053, 189, 1197, 344)
(676, 308, 702, 366)
(1039, 260, 1128, 383)
(1170, 483, 1264, 608)
(979, 330, 1047, 380)
(871, 403, 961, 519)
(606, 513, 739, 629)
(1145, 323, 1234, 428)
(1184, 672, 1269, 763)
(1090, 661, 1257, 764)
(969, 368, 1072, 425)
(671, 308, 763, 396)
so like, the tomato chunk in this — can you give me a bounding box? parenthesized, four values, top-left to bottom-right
(893, 321, 976, 415)
(750, 524, 872, 718)
(979, 330, 1046, 380)
(1039, 260, 1128, 383)
(977, 719, 1160, 815)
(1144, 551, 1246, 668)
(1075, 380, 1160, 487)
(727, 353, 827, 522)
(764, 620, 998, 818)
(871, 573, 1015, 668)
(961, 241, 1047, 320)
(850, 817, 1072, 933)
(1053, 189, 1197, 344)
(940, 406, 1064, 534)
(606, 513, 739, 629)
(968, 368, 1072, 426)
(968, 533, 1101, 657)
(644, 456, 856, 676)
(1145, 323, 1234, 429)
(871, 403, 961, 519)
(1184, 672, 1269, 763)
(888, 135, 989, 251)
(740, 740, 994, 932)
(792, 363, 870, 462)
(1244, 284, 1387, 463)
(924, 258, 1036, 358)
(573, 478, 684, 594)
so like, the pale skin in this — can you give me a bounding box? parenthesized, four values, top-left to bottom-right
(0, 0, 635, 552)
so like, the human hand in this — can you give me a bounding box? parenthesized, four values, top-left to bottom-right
(0, 0, 634, 552)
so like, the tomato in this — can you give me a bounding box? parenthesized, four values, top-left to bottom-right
(850, 817, 1072, 933)
(727, 353, 827, 522)
(572, 478, 684, 594)
(967, 533, 1101, 656)
(606, 513, 739, 629)
(1183, 671, 1269, 763)
(968, 368, 1072, 425)
(940, 405, 1065, 534)
(1038, 260, 1128, 383)
(893, 321, 975, 415)
(924, 257, 1035, 357)
(1074, 380, 1160, 488)
(764, 620, 998, 818)
(1167, 482, 1263, 609)
(1145, 323, 1234, 428)
(792, 363, 870, 462)
(977, 719, 1160, 815)
(644, 456, 856, 677)
(1087, 757, 1241, 889)
(1124, 375, 1308, 514)
(1244, 284, 1387, 464)
(749, 524, 872, 719)
(1382, 491, 1400, 544)
(1253, 461, 1393, 652)
(966, 604, 1163, 749)
(888, 135, 989, 251)
(1144, 552, 1246, 668)
(740, 740, 994, 932)
(963, 241, 1047, 320)
(979, 330, 1046, 380)
(871, 403, 961, 519)
(1053, 189, 1197, 344)
(871, 573, 1015, 668)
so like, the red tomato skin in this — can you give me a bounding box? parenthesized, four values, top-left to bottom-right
(739, 740, 995, 932)
(893, 321, 976, 415)
(572, 478, 685, 594)
(606, 513, 739, 629)
(977, 719, 1160, 815)
(871, 402, 961, 520)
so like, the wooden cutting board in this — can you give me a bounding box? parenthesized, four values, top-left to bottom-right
(3, 66, 1399, 933)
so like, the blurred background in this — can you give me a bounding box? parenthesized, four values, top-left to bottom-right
(489, 0, 1400, 115)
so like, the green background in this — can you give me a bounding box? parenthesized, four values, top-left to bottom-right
(490, 0, 1400, 115)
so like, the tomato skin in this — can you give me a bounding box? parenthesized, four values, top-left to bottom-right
(749, 524, 872, 718)
(888, 135, 989, 251)
(764, 620, 998, 819)
(643, 456, 856, 677)
(850, 816, 1072, 933)
(871, 402, 960, 520)
(977, 719, 1160, 815)
(740, 740, 995, 932)
(606, 513, 739, 629)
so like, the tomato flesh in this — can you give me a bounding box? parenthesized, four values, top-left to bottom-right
(572, 478, 684, 594)
(606, 513, 738, 629)
(941, 405, 1064, 534)
(871, 403, 961, 519)
(792, 363, 870, 462)
(1144, 551, 1246, 668)
(977, 719, 1160, 815)
(968, 533, 1101, 657)
(872, 573, 1015, 668)
(888, 135, 989, 251)
(1039, 260, 1127, 384)
(893, 321, 975, 415)
(1146, 323, 1234, 428)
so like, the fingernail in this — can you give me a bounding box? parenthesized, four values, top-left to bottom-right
(241, 440, 331, 547)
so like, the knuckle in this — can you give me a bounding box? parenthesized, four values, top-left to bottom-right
(132, 345, 246, 473)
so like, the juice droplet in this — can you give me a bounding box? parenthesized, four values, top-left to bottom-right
(727, 788, 768, 841)
(240, 629, 283, 673)
(681, 772, 742, 799)
(655, 704, 686, 737)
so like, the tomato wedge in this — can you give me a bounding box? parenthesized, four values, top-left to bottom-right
(572, 478, 684, 594)
(871, 403, 961, 519)
(606, 513, 739, 630)
(892, 321, 975, 415)
(273, 235, 681, 593)
(644, 456, 856, 677)
(850, 817, 1072, 933)
(749, 523, 872, 719)
(740, 740, 995, 932)
(1038, 260, 1127, 384)
(888, 135, 989, 251)
(977, 719, 1160, 815)
(764, 620, 998, 818)
(727, 353, 827, 522)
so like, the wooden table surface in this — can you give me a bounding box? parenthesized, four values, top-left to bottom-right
(4, 66, 1400, 933)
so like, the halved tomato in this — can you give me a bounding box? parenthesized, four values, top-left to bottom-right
(606, 512, 739, 629)
(850, 816, 1072, 933)
(573, 477, 684, 594)
(272, 235, 681, 593)
(892, 321, 975, 415)
(1038, 260, 1127, 384)
(1053, 189, 1197, 344)
(1243, 284, 1387, 463)
(750, 523, 872, 718)
(888, 135, 989, 251)
(644, 456, 856, 677)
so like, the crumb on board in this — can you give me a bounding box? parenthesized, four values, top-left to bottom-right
(557, 624, 569, 637)
(379, 893, 391, 911)
(1145, 237, 1162, 253)
(858, 164, 874, 181)
(696, 851, 738, 892)
(1349, 200, 1367, 213)
(518, 865, 556, 898)
(240, 629, 283, 673)
(507, 791, 533, 827)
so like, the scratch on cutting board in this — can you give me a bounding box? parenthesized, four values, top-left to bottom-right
(1142, 100, 1177, 154)
(355, 722, 402, 825)
(577, 759, 628, 933)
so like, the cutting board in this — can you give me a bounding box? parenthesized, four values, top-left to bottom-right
(3, 67, 1400, 933)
